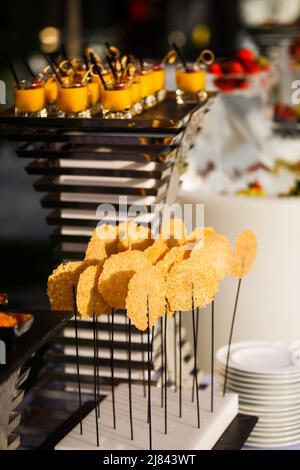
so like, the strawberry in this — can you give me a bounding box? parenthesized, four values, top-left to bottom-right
(229, 61, 245, 74)
(244, 61, 261, 74)
(235, 48, 255, 62)
(209, 63, 222, 76)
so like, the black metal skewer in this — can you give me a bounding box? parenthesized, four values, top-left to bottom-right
(95, 315, 100, 416)
(72, 287, 83, 434)
(6, 57, 20, 88)
(161, 316, 164, 407)
(191, 293, 200, 429)
(192, 307, 200, 402)
(110, 308, 116, 428)
(174, 313, 177, 392)
(146, 297, 152, 450)
(128, 318, 134, 440)
(211, 300, 215, 412)
(141, 333, 146, 397)
(92, 314, 100, 447)
(164, 312, 168, 434)
(223, 278, 242, 396)
(179, 310, 182, 418)
(23, 57, 35, 78)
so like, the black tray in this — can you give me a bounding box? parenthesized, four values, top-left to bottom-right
(0, 309, 72, 386)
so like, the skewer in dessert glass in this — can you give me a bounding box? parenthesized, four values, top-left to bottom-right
(175, 46, 214, 104)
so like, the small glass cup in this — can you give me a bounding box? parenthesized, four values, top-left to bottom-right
(140, 66, 156, 109)
(57, 82, 90, 118)
(14, 80, 47, 117)
(176, 63, 206, 104)
(152, 62, 166, 102)
(101, 82, 133, 119)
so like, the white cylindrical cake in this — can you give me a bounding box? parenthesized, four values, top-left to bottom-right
(180, 189, 300, 371)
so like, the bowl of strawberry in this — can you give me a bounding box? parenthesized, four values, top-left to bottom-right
(209, 48, 269, 93)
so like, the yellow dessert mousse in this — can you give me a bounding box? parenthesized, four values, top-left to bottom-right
(14, 79, 47, 117)
(57, 82, 90, 118)
(101, 81, 133, 119)
(87, 78, 101, 114)
(131, 73, 143, 115)
(140, 66, 156, 109)
(176, 63, 206, 103)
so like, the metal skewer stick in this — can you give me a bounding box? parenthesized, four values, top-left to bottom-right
(92, 314, 100, 447)
(128, 318, 134, 440)
(164, 311, 168, 434)
(179, 310, 182, 418)
(192, 307, 200, 402)
(110, 308, 116, 428)
(72, 286, 83, 434)
(191, 291, 200, 428)
(146, 296, 152, 450)
(223, 279, 242, 397)
(211, 300, 215, 412)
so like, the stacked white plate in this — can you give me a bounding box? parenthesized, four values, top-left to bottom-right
(216, 341, 300, 448)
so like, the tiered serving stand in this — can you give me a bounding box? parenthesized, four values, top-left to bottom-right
(0, 91, 257, 449)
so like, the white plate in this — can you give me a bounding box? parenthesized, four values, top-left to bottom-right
(246, 434, 300, 448)
(222, 383, 300, 400)
(216, 363, 300, 384)
(239, 401, 300, 414)
(216, 369, 300, 390)
(217, 341, 300, 376)
(218, 377, 300, 395)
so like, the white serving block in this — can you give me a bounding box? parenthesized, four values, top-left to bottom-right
(55, 384, 238, 450)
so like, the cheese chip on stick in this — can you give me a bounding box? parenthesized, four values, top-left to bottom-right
(160, 218, 187, 248)
(144, 239, 169, 264)
(47, 260, 95, 311)
(191, 232, 232, 281)
(185, 226, 215, 245)
(231, 230, 257, 279)
(98, 250, 152, 309)
(85, 230, 108, 262)
(77, 264, 108, 318)
(156, 246, 190, 276)
(166, 258, 218, 312)
(118, 221, 152, 252)
(126, 265, 166, 331)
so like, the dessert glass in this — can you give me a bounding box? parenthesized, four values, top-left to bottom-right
(152, 63, 166, 102)
(176, 63, 206, 104)
(131, 74, 143, 115)
(101, 82, 133, 119)
(57, 82, 90, 118)
(14, 80, 47, 117)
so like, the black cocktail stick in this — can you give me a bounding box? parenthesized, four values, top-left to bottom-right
(160, 316, 164, 407)
(179, 310, 182, 418)
(7, 58, 20, 88)
(90, 52, 108, 90)
(191, 291, 200, 429)
(174, 313, 177, 393)
(110, 308, 116, 428)
(72, 286, 83, 434)
(164, 311, 168, 434)
(95, 315, 100, 416)
(23, 57, 35, 78)
(92, 314, 100, 446)
(146, 296, 152, 451)
(172, 42, 188, 71)
(211, 300, 215, 412)
(44, 54, 63, 85)
(223, 279, 242, 396)
(128, 318, 134, 440)
(141, 333, 146, 397)
(61, 43, 69, 61)
(106, 54, 117, 81)
(192, 308, 200, 402)
(147, 326, 155, 423)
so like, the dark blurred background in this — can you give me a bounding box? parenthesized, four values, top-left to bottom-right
(0, 0, 298, 309)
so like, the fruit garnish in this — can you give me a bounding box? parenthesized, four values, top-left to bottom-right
(235, 48, 255, 62)
(209, 63, 222, 76)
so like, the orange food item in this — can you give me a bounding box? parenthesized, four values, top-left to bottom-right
(101, 86, 132, 112)
(57, 84, 89, 113)
(15, 86, 45, 113)
(0, 312, 17, 328)
(176, 69, 206, 93)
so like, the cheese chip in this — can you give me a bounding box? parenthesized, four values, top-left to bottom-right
(191, 232, 232, 281)
(231, 230, 257, 278)
(143, 239, 169, 264)
(48, 260, 95, 311)
(166, 258, 218, 311)
(156, 246, 190, 276)
(118, 221, 152, 252)
(160, 218, 187, 248)
(126, 265, 166, 330)
(77, 264, 108, 318)
(98, 250, 152, 309)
